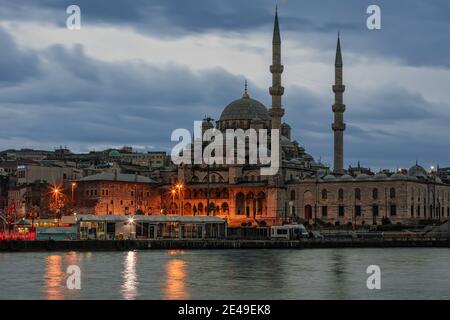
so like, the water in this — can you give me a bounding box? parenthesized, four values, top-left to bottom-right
(0, 248, 449, 300)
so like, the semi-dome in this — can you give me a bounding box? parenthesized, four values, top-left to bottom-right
(340, 174, 354, 181)
(356, 173, 371, 180)
(374, 172, 388, 180)
(390, 173, 407, 180)
(281, 136, 295, 148)
(323, 174, 337, 181)
(219, 91, 269, 122)
(408, 164, 427, 178)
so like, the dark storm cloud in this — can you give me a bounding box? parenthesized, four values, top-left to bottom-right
(0, 27, 40, 84)
(0, 27, 254, 151)
(1, 0, 450, 68)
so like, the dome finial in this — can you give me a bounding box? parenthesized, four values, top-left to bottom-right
(242, 80, 250, 98)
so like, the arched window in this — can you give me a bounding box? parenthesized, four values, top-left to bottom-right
(372, 188, 378, 200)
(355, 188, 361, 201)
(338, 189, 344, 201)
(390, 188, 396, 199)
(290, 190, 296, 201)
(221, 202, 229, 214)
(236, 193, 245, 215)
(321, 189, 328, 200)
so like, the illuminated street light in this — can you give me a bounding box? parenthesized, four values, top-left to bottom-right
(71, 182, 77, 204)
(174, 183, 184, 215)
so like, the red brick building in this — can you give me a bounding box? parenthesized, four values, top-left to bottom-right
(75, 172, 160, 215)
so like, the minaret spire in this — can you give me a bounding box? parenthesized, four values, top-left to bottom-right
(273, 5, 281, 44)
(335, 32, 342, 66)
(332, 33, 346, 174)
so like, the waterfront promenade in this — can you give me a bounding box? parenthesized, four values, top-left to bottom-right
(2, 237, 450, 252)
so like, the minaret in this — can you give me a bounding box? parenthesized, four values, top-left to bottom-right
(268, 6, 285, 130)
(266, 6, 286, 225)
(332, 33, 346, 174)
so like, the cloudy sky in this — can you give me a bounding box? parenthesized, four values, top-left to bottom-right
(0, 0, 449, 171)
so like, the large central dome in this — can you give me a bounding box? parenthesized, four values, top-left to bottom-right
(219, 93, 269, 122)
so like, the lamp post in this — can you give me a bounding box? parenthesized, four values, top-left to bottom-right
(128, 216, 135, 240)
(71, 182, 76, 205)
(176, 183, 184, 215)
(52, 187, 61, 218)
(171, 189, 176, 214)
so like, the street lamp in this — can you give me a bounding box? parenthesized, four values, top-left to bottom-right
(52, 187, 62, 219)
(128, 216, 135, 240)
(171, 189, 176, 214)
(71, 182, 77, 204)
(175, 183, 184, 215)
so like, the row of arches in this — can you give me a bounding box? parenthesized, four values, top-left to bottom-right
(184, 188, 230, 200)
(168, 202, 230, 216)
(235, 192, 266, 217)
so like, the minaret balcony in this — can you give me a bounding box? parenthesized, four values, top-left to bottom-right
(332, 85, 346, 93)
(269, 108, 285, 118)
(332, 123, 346, 131)
(269, 86, 285, 96)
(332, 103, 346, 113)
(270, 65, 284, 74)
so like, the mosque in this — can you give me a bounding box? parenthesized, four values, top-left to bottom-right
(79, 9, 450, 228)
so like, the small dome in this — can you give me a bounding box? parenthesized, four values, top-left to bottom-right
(356, 173, 371, 180)
(390, 173, 407, 180)
(374, 173, 388, 180)
(340, 174, 354, 181)
(108, 150, 121, 157)
(323, 174, 337, 181)
(408, 164, 427, 178)
(281, 136, 295, 148)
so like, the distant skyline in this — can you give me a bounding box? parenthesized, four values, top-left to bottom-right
(1, 0, 450, 170)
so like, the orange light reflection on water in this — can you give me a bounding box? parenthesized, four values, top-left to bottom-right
(164, 258, 189, 300)
(44, 255, 63, 300)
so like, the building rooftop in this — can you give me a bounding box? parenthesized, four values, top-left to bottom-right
(79, 172, 156, 183)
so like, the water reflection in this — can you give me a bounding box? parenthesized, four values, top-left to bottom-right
(164, 259, 189, 300)
(121, 251, 138, 300)
(44, 255, 64, 300)
(167, 250, 185, 256)
(329, 252, 349, 299)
